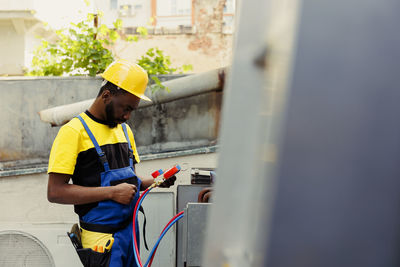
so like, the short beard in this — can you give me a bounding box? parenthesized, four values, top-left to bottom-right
(105, 101, 118, 128)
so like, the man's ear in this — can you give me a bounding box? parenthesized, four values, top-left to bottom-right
(101, 90, 112, 104)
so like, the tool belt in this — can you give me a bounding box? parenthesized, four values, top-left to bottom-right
(76, 247, 111, 267)
(80, 205, 149, 248)
(68, 207, 149, 267)
(68, 223, 112, 267)
(79, 217, 131, 234)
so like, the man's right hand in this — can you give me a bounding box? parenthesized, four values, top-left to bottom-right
(110, 183, 137, 205)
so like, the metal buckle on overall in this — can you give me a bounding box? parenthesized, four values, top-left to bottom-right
(99, 152, 108, 165)
(128, 148, 134, 159)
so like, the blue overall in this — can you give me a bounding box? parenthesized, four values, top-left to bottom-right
(77, 115, 140, 267)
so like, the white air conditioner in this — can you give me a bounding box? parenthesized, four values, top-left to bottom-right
(0, 223, 81, 267)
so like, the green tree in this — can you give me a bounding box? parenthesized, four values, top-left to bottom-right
(138, 47, 192, 92)
(28, 14, 193, 93)
(28, 14, 136, 76)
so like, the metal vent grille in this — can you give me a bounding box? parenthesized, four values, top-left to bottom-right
(0, 231, 55, 267)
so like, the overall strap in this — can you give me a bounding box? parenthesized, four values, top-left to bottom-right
(77, 115, 110, 172)
(121, 123, 134, 167)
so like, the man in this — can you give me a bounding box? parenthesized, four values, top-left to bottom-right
(47, 59, 175, 267)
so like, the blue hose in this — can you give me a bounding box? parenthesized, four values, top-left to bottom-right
(143, 214, 185, 267)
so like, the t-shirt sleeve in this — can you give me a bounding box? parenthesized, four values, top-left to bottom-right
(48, 125, 80, 175)
(127, 126, 140, 164)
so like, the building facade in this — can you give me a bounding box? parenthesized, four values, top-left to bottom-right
(94, 0, 235, 33)
(95, 0, 236, 72)
(0, 0, 55, 75)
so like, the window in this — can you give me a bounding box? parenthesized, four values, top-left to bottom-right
(119, 4, 133, 16)
(110, 0, 118, 10)
(157, 0, 191, 16)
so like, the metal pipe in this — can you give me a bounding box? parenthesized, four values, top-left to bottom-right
(38, 67, 227, 126)
(39, 99, 95, 127)
(142, 67, 227, 107)
(198, 187, 213, 203)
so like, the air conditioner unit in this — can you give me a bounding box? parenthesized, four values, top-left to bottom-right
(0, 223, 81, 267)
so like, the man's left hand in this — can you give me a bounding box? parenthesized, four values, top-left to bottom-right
(159, 176, 177, 188)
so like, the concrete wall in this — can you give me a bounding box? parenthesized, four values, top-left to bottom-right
(132, 91, 222, 154)
(0, 76, 102, 161)
(0, 75, 221, 162)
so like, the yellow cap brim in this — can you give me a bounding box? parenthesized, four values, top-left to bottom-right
(136, 93, 152, 102)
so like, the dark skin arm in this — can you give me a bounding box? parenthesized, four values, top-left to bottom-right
(48, 171, 176, 205)
(140, 177, 154, 190)
(48, 173, 138, 205)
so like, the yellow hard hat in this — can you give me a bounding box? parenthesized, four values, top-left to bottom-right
(101, 59, 151, 101)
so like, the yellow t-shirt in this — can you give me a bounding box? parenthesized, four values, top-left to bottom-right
(48, 111, 140, 175)
(48, 111, 140, 217)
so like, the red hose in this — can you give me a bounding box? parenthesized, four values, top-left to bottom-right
(133, 187, 151, 267)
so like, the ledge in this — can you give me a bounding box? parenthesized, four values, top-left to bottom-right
(0, 145, 218, 177)
(140, 145, 218, 161)
(0, 166, 48, 177)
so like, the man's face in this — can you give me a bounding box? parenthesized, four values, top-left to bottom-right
(104, 93, 141, 128)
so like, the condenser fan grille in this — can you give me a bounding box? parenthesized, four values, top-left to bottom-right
(0, 231, 54, 267)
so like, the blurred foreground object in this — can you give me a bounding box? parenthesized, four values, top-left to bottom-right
(203, 0, 400, 267)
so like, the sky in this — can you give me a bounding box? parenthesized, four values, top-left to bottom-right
(33, 0, 93, 29)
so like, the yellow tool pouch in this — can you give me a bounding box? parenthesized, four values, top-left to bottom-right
(67, 224, 113, 267)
